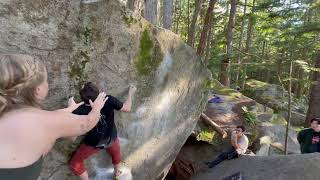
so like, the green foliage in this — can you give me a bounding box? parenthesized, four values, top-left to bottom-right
(242, 106, 257, 126)
(196, 129, 216, 144)
(169, 0, 319, 98)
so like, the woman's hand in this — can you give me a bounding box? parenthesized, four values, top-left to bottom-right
(89, 92, 108, 112)
(67, 97, 84, 112)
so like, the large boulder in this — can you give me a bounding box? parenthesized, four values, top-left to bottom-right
(0, 0, 208, 179)
(191, 153, 320, 180)
(255, 122, 300, 156)
(193, 80, 299, 156)
(194, 80, 273, 145)
(243, 79, 308, 126)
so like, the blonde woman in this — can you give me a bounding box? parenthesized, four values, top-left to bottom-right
(0, 54, 108, 180)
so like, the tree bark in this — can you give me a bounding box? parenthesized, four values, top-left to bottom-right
(163, 0, 174, 29)
(197, 0, 216, 57)
(200, 113, 228, 138)
(241, 0, 256, 89)
(187, 0, 204, 47)
(144, 0, 158, 25)
(245, 0, 255, 54)
(219, 0, 237, 86)
(187, 0, 190, 31)
(204, 17, 215, 64)
(174, 0, 182, 33)
(285, 55, 293, 155)
(305, 52, 320, 127)
(296, 67, 304, 98)
(235, 0, 247, 86)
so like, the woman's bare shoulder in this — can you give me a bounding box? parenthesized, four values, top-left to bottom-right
(1, 108, 64, 122)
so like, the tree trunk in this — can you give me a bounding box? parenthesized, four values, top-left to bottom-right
(235, 0, 247, 86)
(187, 0, 190, 31)
(163, 0, 174, 29)
(197, 0, 216, 57)
(285, 53, 293, 155)
(144, 0, 158, 25)
(204, 18, 214, 64)
(245, 0, 255, 54)
(296, 48, 307, 98)
(219, 0, 237, 86)
(174, 0, 182, 33)
(187, 0, 204, 47)
(200, 113, 228, 138)
(296, 67, 304, 98)
(305, 52, 320, 127)
(241, 0, 256, 89)
(292, 66, 299, 95)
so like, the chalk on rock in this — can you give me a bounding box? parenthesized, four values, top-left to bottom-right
(92, 167, 132, 180)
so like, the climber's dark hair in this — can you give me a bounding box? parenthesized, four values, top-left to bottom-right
(236, 125, 245, 132)
(80, 82, 99, 104)
(310, 118, 320, 124)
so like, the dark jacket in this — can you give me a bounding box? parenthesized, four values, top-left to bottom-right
(297, 128, 320, 154)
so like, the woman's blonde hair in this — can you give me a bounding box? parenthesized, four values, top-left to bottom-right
(0, 54, 47, 116)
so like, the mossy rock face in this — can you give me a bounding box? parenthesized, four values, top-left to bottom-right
(122, 14, 138, 27)
(205, 79, 243, 99)
(68, 50, 90, 88)
(132, 28, 165, 100)
(270, 114, 287, 125)
(68, 25, 94, 89)
(242, 79, 308, 117)
(245, 79, 269, 89)
(135, 29, 164, 76)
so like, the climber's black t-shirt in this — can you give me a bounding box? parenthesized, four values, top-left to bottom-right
(72, 95, 123, 148)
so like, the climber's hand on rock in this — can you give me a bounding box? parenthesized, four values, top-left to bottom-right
(129, 84, 137, 95)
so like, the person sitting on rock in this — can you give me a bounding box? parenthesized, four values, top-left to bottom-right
(69, 82, 136, 180)
(297, 118, 320, 154)
(205, 125, 249, 168)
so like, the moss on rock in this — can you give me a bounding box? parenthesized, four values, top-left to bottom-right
(122, 15, 138, 27)
(135, 29, 163, 76)
(205, 79, 242, 99)
(68, 50, 90, 88)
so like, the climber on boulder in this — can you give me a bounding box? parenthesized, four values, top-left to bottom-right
(68, 82, 136, 180)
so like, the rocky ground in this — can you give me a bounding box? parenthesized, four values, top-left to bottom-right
(167, 79, 303, 180)
(191, 153, 320, 180)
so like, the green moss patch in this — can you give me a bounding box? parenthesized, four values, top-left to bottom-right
(196, 128, 216, 144)
(122, 15, 138, 27)
(205, 79, 242, 99)
(69, 50, 90, 88)
(246, 79, 269, 89)
(270, 114, 288, 125)
(135, 29, 163, 76)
